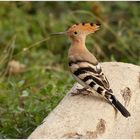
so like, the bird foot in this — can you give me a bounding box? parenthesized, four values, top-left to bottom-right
(71, 88, 92, 96)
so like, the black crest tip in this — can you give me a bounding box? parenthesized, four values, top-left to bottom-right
(82, 22, 85, 25)
(90, 23, 94, 26)
(96, 21, 101, 26)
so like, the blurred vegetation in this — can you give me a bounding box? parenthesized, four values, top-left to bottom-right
(0, 1, 139, 138)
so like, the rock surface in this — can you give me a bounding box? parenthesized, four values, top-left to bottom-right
(29, 62, 140, 139)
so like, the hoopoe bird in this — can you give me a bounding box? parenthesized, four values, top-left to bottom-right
(53, 22, 131, 118)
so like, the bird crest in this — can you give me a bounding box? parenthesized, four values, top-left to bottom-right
(67, 22, 100, 33)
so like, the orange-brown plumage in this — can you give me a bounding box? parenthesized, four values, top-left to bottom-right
(67, 22, 99, 65)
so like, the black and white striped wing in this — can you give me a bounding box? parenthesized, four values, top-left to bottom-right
(69, 60, 131, 117)
(69, 60, 112, 95)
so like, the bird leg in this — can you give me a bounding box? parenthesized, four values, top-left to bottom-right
(71, 88, 92, 96)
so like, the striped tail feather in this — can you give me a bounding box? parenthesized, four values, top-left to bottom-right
(105, 93, 131, 118)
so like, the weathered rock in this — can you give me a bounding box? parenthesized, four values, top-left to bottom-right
(29, 62, 140, 139)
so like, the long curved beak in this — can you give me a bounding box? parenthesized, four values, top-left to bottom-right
(50, 31, 66, 36)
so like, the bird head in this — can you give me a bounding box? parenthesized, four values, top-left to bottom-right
(52, 22, 100, 43)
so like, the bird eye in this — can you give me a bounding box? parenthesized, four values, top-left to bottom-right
(74, 31, 78, 35)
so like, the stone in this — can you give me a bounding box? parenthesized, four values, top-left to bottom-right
(29, 62, 140, 139)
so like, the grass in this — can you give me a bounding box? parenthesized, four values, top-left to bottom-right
(0, 1, 140, 138)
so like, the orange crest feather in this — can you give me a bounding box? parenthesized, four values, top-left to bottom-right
(67, 23, 100, 32)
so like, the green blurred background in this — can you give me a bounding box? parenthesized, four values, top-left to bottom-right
(0, 1, 140, 138)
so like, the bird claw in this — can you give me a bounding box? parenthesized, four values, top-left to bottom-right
(71, 88, 92, 96)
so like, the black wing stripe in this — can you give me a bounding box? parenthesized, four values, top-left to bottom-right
(97, 87, 104, 94)
(82, 75, 92, 82)
(89, 82, 96, 87)
(73, 67, 97, 76)
(69, 60, 102, 74)
(82, 75, 105, 88)
(73, 69, 85, 76)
